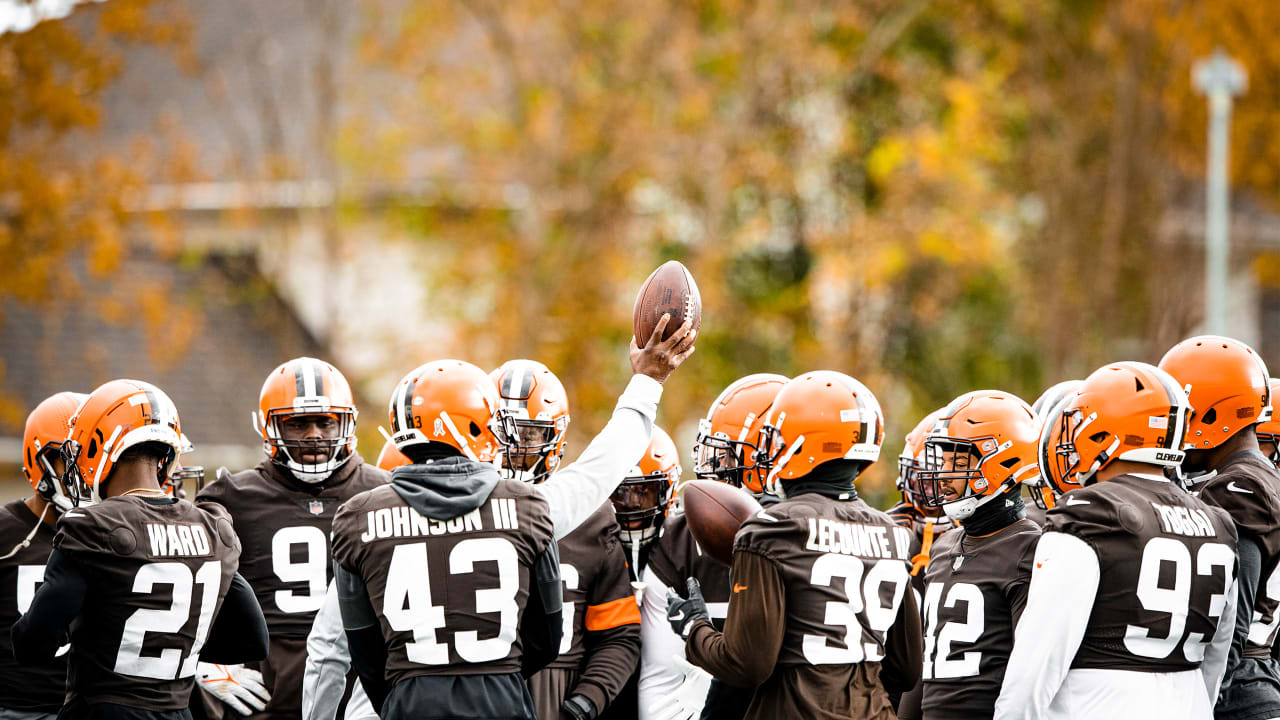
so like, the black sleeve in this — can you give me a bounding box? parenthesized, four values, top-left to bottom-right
(336, 562, 388, 711)
(11, 548, 87, 663)
(520, 539, 564, 679)
(879, 582, 923, 694)
(200, 573, 269, 663)
(1226, 535, 1263, 684)
(699, 679, 755, 720)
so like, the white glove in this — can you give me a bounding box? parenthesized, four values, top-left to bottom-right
(197, 662, 271, 716)
(647, 655, 712, 720)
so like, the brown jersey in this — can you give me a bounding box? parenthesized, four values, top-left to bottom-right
(0, 499, 66, 711)
(54, 496, 241, 710)
(544, 502, 638, 670)
(1197, 450, 1280, 657)
(196, 456, 388, 639)
(1045, 474, 1238, 672)
(728, 494, 913, 718)
(331, 478, 554, 688)
(920, 518, 1040, 718)
(646, 512, 731, 629)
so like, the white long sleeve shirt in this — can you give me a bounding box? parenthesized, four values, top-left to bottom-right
(993, 530, 1238, 720)
(636, 564, 729, 719)
(302, 581, 377, 720)
(535, 374, 661, 541)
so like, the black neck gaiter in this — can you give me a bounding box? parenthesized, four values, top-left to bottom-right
(780, 459, 862, 500)
(960, 488, 1025, 536)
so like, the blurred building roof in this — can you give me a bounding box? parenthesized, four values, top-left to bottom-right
(0, 250, 338, 473)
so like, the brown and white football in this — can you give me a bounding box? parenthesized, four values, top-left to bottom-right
(681, 479, 762, 565)
(633, 260, 702, 345)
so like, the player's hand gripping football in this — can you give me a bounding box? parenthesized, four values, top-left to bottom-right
(647, 655, 713, 720)
(666, 577, 710, 638)
(630, 313, 697, 384)
(196, 662, 271, 716)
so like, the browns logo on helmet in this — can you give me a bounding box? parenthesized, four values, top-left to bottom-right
(916, 391, 1040, 522)
(387, 359, 502, 462)
(692, 373, 788, 496)
(1043, 361, 1190, 493)
(489, 359, 570, 483)
(610, 425, 681, 552)
(898, 408, 944, 514)
(61, 379, 186, 506)
(1256, 378, 1280, 469)
(1159, 335, 1271, 453)
(754, 370, 884, 497)
(22, 391, 87, 512)
(255, 357, 359, 483)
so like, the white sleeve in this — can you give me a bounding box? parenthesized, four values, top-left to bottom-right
(637, 565, 697, 720)
(303, 582, 354, 720)
(535, 374, 662, 540)
(1201, 566, 1239, 704)
(993, 531, 1099, 720)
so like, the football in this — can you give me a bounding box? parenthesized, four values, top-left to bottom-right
(681, 479, 762, 565)
(633, 260, 702, 345)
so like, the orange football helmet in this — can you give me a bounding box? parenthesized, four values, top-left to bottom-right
(1032, 380, 1082, 420)
(755, 371, 884, 496)
(917, 391, 1040, 521)
(388, 360, 502, 462)
(254, 357, 358, 483)
(1159, 335, 1271, 451)
(62, 379, 186, 506)
(22, 391, 87, 511)
(1256, 378, 1280, 469)
(490, 359, 571, 483)
(1044, 361, 1191, 493)
(897, 409, 943, 514)
(692, 373, 789, 496)
(375, 438, 411, 472)
(611, 425, 681, 551)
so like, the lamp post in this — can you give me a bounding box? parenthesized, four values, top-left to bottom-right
(1192, 49, 1246, 335)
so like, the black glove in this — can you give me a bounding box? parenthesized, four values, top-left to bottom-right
(561, 693, 598, 720)
(667, 577, 711, 638)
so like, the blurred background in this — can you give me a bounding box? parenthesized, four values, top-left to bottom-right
(3, 0, 1280, 508)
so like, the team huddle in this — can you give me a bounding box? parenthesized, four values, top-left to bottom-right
(2, 311, 1279, 720)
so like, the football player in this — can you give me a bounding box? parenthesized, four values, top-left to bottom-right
(12, 379, 269, 719)
(196, 358, 390, 720)
(1160, 336, 1280, 719)
(915, 391, 1042, 719)
(331, 316, 696, 720)
(1257, 378, 1280, 470)
(886, 408, 953, 585)
(491, 359, 642, 720)
(1024, 380, 1082, 520)
(0, 392, 85, 720)
(638, 373, 787, 720)
(667, 371, 921, 719)
(994, 362, 1240, 718)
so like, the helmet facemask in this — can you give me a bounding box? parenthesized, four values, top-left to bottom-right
(33, 441, 76, 512)
(610, 471, 672, 551)
(692, 418, 765, 494)
(263, 409, 357, 483)
(493, 408, 567, 483)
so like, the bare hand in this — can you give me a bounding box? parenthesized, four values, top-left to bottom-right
(630, 312, 697, 384)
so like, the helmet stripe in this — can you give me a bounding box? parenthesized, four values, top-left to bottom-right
(310, 359, 326, 397)
(294, 362, 308, 398)
(401, 376, 418, 434)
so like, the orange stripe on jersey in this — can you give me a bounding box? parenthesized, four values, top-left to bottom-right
(584, 595, 641, 631)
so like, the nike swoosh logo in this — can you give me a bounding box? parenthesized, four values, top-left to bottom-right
(670, 610, 684, 622)
(755, 510, 778, 522)
(1228, 481, 1254, 494)
(733, 583, 748, 593)
(64, 512, 86, 518)
(1065, 497, 1090, 506)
